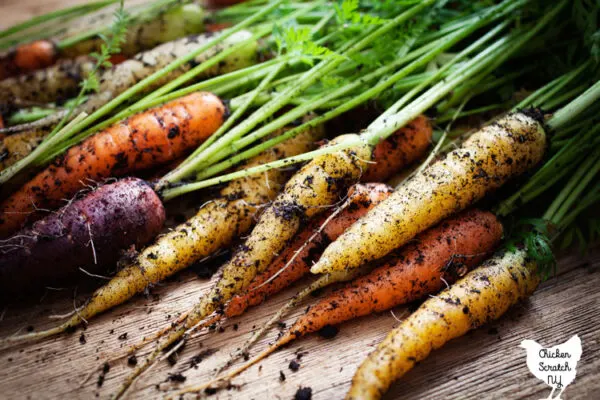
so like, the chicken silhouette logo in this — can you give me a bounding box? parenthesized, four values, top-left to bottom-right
(519, 335, 582, 400)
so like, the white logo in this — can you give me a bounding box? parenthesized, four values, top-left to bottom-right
(519, 335, 582, 400)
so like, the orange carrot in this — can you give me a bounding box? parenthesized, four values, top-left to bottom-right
(205, 23, 232, 33)
(108, 54, 128, 65)
(225, 182, 394, 318)
(361, 115, 431, 182)
(0, 91, 225, 237)
(0, 40, 57, 79)
(174, 209, 503, 396)
(223, 119, 432, 318)
(287, 209, 502, 337)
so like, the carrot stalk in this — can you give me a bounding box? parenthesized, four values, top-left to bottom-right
(174, 209, 503, 396)
(0, 92, 225, 238)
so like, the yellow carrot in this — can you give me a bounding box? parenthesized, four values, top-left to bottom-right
(347, 249, 539, 399)
(311, 112, 547, 275)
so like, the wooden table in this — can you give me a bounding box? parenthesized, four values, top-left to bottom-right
(1, 2, 599, 399)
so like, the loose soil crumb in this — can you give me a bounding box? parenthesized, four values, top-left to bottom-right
(294, 387, 312, 400)
(289, 360, 300, 372)
(317, 324, 339, 339)
(127, 355, 138, 366)
(167, 373, 186, 383)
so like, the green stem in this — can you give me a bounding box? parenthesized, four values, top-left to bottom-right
(542, 84, 588, 111)
(556, 184, 600, 232)
(160, 0, 436, 187)
(549, 147, 600, 225)
(514, 63, 586, 110)
(127, 26, 271, 108)
(547, 80, 600, 131)
(376, 15, 513, 123)
(363, 0, 566, 145)
(193, 7, 512, 182)
(158, 62, 284, 188)
(7, 108, 56, 125)
(161, 136, 363, 201)
(496, 124, 600, 217)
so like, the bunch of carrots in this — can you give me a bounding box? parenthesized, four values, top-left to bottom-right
(0, 0, 598, 399)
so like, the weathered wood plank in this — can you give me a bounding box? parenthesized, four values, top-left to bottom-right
(0, 250, 598, 400)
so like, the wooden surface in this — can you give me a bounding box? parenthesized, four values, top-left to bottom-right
(0, 247, 599, 400)
(1, 2, 600, 400)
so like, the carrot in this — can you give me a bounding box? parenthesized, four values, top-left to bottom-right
(347, 249, 539, 399)
(0, 56, 94, 105)
(193, 117, 432, 325)
(223, 121, 432, 318)
(60, 3, 205, 59)
(224, 182, 394, 319)
(172, 209, 503, 396)
(311, 112, 547, 275)
(0, 128, 50, 170)
(214, 112, 545, 371)
(0, 40, 57, 80)
(221, 118, 431, 318)
(0, 177, 165, 297)
(361, 115, 431, 182)
(5, 30, 256, 133)
(0, 121, 324, 344)
(112, 119, 432, 399)
(0, 91, 226, 238)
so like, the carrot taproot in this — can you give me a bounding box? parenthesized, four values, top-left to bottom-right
(0, 128, 50, 170)
(224, 182, 394, 319)
(172, 209, 504, 396)
(222, 121, 432, 318)
(361, 115, 431, 182)
(4, 30, 256, 132)
(0, 40, 57, 80)
(60, 3, 205, 60)
(215, 113, 545, 371)
(189, 116, 432, 328)
(347, 249, 539, 399)
(113, 119, 432, 399)
(0, 120, 324, 344)
(0, 91, 226, 238)
(221, 114, 431, 317)
(311, 112, 547, 275)
(0, 56, 94, 105)
(0, 177, 165, 297)
(113, 133, 373, 398)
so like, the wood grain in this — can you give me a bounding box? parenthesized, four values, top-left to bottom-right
(0, 249, 598, 400)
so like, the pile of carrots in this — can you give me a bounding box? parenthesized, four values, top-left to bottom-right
(0, 1, 599, 400)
